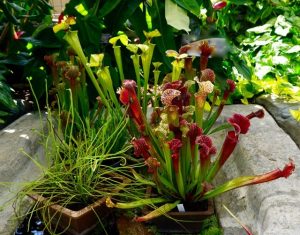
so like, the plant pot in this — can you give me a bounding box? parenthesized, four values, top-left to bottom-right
(29, 194, 109, 235)
(28, 174, 131, 235)
(151, 199, 214, 234)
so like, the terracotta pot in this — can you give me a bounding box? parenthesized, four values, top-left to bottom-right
(29, 194, 109, 235)
(28, 174, 131, 235)
(151, 199, 214, 234)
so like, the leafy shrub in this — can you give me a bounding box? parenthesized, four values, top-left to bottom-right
(216, 0, 300, 103)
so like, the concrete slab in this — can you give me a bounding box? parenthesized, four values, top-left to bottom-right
(214, 105, 300, 235)
(0, 113, 47, 234)
(256, 95, 300, 148)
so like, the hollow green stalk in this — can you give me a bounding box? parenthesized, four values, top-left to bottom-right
(106, 197, 167, 209)
(131, 54, 141, 101)
(135, 200, 180, 222)
(162, 142, 173, 186)
(96, 66, 121, 110)
(63, 31, 110, 111)
(176, 155, 185, 199)
(171, 59, 184, 82)
(141, 43, 155, 114)
(152, 62, 162, 107)
(113, 45, 125, 82)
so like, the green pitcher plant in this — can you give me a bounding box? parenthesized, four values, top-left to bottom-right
(106, 40, 295, 222)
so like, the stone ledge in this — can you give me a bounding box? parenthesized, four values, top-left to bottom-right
(215, 105, 300, 235)
(0, 113, 47, 235)
(256, 95, 300, 148)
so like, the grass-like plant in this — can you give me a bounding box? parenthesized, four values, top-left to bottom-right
(13, 63, 147, 235)
(14, 102, 147, 234)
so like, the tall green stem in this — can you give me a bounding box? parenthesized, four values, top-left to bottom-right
(153, 70, 160, 107)
(63, 31, 111, 111)
(141, 43, 155, 114)
(113, 46, 125, 82)
(131, 54, 141, 101)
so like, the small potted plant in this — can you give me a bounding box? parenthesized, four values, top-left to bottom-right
(106, 40, 295, 233)
(15, 18, 144, 234)
(17, 55, 136, 234)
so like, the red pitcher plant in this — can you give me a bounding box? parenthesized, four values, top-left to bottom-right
(106, 40, 295, 222)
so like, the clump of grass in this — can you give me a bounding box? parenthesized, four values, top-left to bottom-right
(200, 215, 222, 235)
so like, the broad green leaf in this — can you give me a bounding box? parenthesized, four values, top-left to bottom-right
(32, 15, 52, 37)
(99, 0, 123, 17)
(247, 24, 273, 34)
(236, 78, 256, 98)
(252, 34, 274, 46)
(75, 3, 88, 16)
(165, 0, 190, 32)
(75, 15, 102, 50)
(104, 0, 141, 34)
(147, 0, 177, 69)
(172, 0, 201, 17)
(261, 6, 272, 20)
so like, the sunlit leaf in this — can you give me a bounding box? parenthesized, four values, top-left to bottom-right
(286, 45, 300, 54)
(290, 109, 300, 122)
(247, 24, 273, 34)
(75, 3, 88, 16)
(165, 0, 190, 32)
(274, 15, 292, 36)
(172, 0, 201, 17)
(272, 56, 289, 65)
